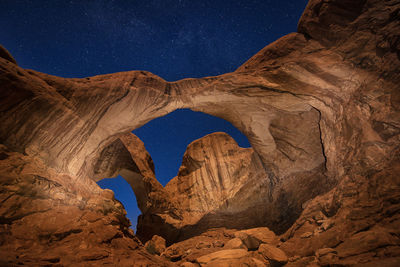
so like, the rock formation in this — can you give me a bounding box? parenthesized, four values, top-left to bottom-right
(0, 45, 17, 65)
(154, 227, 283, 266)
(0, 144, 170, 266)
(137, 131, 328, 243)
(137, 132, 268, 242)
(93, 132, 180, 218)
(1, 0, 400, 265)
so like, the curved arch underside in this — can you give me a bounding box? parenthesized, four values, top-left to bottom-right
(0, 0, 400, 264)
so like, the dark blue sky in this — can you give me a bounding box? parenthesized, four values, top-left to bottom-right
(134, 109, 251, 186)
(1, 0, 308, 229)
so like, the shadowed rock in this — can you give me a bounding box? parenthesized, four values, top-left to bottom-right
(0, 45, 17, 65)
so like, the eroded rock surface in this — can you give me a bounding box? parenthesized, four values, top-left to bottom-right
(137, 131, 328, 244)
(279, 156, 400, 266)
(0, 145, 171, 266)
(156, 227, 284, 266)
(0, 45, 17, 65)
(1, 0, 400, 265)
(94, 132, 180, 218)
(138, 132, 270, 242)
(145, 235, 167, 256)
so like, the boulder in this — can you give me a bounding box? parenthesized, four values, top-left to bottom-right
(145, 235, 167, 255)
(234, 227, 278, 250)
(196, 249, 267, 267)
(315, 248, 336, 258)
(225, 238, 246, 249)
(258, 244, 288, 266)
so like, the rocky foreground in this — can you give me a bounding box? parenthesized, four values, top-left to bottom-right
(1, 0, 400, 266)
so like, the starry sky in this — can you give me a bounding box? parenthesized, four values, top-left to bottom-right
(1, 0, 309, 230)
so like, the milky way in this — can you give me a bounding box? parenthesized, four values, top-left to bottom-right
(1, 0, 308, 81)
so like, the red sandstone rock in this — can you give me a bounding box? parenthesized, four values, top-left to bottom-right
(234, 227, 278, 250)
(0, 44, 17, 64)
(0, 145, 171, 266)
(145, 235, 167, 255)
(225, 238, 246, 249)
(0, 0, 400, 265)
(258, 244, 288, 266)
(195, 249, 263, 267)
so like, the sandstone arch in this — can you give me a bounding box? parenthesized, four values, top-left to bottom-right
(1, 0, 399, 265)
(0, 65, 326, 181)
(1, 45, 333, 241)
(84, 97, 328, 243)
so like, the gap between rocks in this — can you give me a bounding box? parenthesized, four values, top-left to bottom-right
(92, 106, 329, 246)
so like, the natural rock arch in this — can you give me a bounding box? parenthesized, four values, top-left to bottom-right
(1, 0, 399, 265)
(1, 0, 397, 238)
(1, 44, 333, 241)
(88, 100, 328, 242)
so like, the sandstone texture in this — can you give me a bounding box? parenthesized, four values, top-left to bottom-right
(0, 145, 170, 266)
(150, 227, 285, 266)
(138, 132, 277, 242)
(1, 0, 400, 265)
(94, 132, 180, 218)
(258, 244, 288, 265)
(234, 227, 278, 250)
(145, 235, 167, 256)
(0, 45, 17, 65)
(195, 249, 254, 266)
(158, 227, 273, 266)
(224, 238, 246, 249)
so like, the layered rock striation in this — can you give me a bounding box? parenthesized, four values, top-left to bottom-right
(0, 143, 171, 266)
(137, 132, 267, 242)
(1, 0, 400, 265)
(93, 133, 180, 218)
(167, 132, 264, 220)
(137, 131, 328, 243)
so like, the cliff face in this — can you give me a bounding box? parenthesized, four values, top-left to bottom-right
(0, 142, 170, 266)
(93, 133, 180, 218)
(1, 0, 400, 265)
(166, 132, 263, 219)
(137, 130, 327, 243)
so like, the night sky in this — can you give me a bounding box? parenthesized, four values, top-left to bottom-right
(1, 0, 308, 230)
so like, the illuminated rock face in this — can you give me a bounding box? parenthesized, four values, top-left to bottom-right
(0, 144, 170, 266)
(92, 132, 179, 217)
(136, 130, 328, 243)
(1, 0, 400, 265)
(167, 132, 265, 220)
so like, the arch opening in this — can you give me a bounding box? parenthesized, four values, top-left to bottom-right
(97, 175, 140, 230)
(94, 108, 252, 233)
(132, 108, 251, 186)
